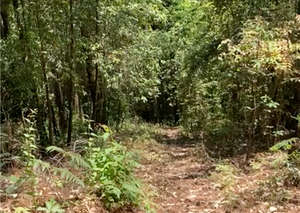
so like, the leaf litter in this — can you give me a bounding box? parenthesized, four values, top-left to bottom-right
(1, 127, 300, 213)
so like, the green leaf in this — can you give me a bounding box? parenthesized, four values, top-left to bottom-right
(270, 138, 300, 151)
(24, 134, 31, 138)
(266, 101, 279, 109)
(111, 187, 122, 199)
(122, 183, 139, 192)
(46, 146, 65, 154)
(90, 133, 99, 138)
(37, 198, 65, 213)
(14, 207, 30, 213)
(9, 175, 19, 183)
(102, 133, 110, 142)
(28, 127, 36, 132)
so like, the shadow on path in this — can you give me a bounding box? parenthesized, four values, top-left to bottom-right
(154, 127, 203, 147)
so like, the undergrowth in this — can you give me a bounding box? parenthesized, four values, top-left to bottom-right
(118, 118, 161, 141)
(86, 130, 155, 212)
(210, 163, 238, 191)
(253, 131, 300, 205)
(0, 114, 155, 212)
(270, 133, 300, 188)
(256, 173, 290, 203)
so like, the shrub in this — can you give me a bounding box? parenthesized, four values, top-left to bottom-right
(210, 163, 238, 190)
(85, 133, 153, 211)
(256, 175, 290, 203)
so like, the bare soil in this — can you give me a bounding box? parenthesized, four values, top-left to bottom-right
(1, 127, 300, 213)
(134, 127, 300, 213)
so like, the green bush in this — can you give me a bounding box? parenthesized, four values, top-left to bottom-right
(85, 133, 152, 211)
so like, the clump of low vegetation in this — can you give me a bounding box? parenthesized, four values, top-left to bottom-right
(269, 115, 300, 188)
(210, 163, 238, 191)
(0, 115, 154, 213)
(256, 174, 290, 203)
(85, 137, 152, 211)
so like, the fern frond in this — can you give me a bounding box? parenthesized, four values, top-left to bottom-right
(46, 146, 90, 169)
(66, 152, 91, 169)
(52, 167, 84, 187)
(270, 137, 300, 151)
(30, 156, 85, 187)
(32, 159, 51, 173)
(46, 146, 66, 155)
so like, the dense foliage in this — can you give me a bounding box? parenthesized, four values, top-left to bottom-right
(1, 1, 300, 212)
(1, 0, 300, 169)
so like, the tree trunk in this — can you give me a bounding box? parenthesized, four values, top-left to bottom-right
(67, 80, 73, 146)
(93, 0, 100, 126)
(37, 103, 48, 148)
(12, 0, 23, 40)
(67, 0, 74, 146)
(0, 0, 10, 39)
(54, 80, 67, 135)
(246, 78, 256, 163)
(85, 53, 97, 127)
(36, 4, 54, 146)
(51, 104, 59, 136)
(74, 92, 80, 116)
(98, 79, 107, 124)
(117, 99, 121, 130)
(296, 0, 300, 14)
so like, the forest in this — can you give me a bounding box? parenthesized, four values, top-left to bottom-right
(1, 0, 300, 212)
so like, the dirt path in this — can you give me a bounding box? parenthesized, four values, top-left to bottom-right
(137, 146, 219, 213)
(136, 128, 221, 213)
(2, 127, 300, 213)
(135, 128, 300, 213)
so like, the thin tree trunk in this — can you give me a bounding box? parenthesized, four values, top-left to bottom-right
(0, 0, 10, 39)
(67, 0, 74, 146)
(81, 23, 97, 127)
(93, 65, 99, 125)
(51, 104, 59, 136)
(296, 0, 300, 14)
(36, 4, 54, 146)
(117, 99, 121, 130)
(37, 103, 48, 148)
(12, 0, 23, 40)
(74, 92, 80, 116)
(85, 53, 97, 127)
(1, 113, 11, 154)
(41, 49, 53, 146)
(98, 79, 107, 124)
(93, 0, 100, 126)
(246, 80, 256, 163)
(78, 95, 84, 120)
(67, 80, 73, 146)
(54, 80, 66, 134)
(13, 0, 28, 63)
